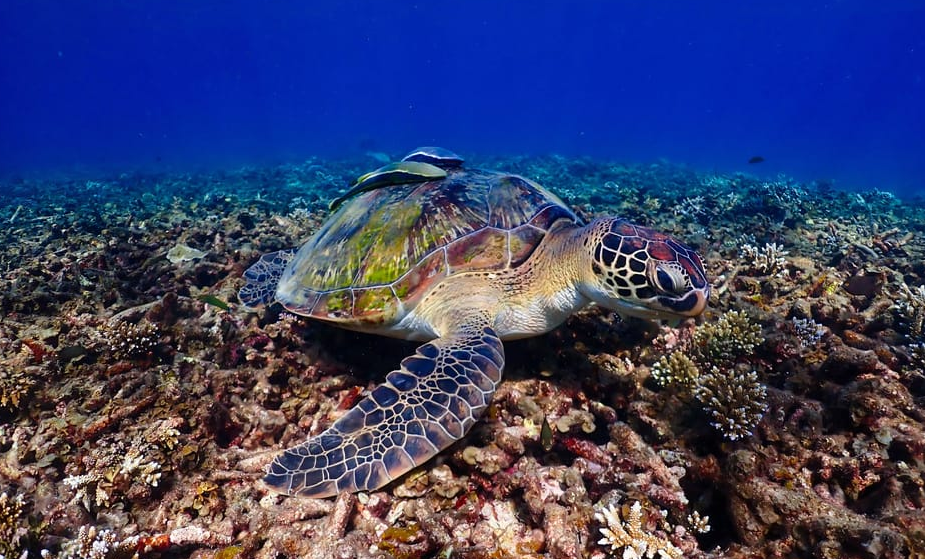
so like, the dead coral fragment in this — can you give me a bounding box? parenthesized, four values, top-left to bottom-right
(595, 501, 682, 559)
(377, 523, 425, 555)
(554, 408, 596, 434)
(166, 242, 207, 264)
(694, 366, 767, 441)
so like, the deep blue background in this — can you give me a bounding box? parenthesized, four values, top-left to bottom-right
(1, 1, 923, 194)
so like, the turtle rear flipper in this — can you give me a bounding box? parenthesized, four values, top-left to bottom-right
(263, 319, 505, 497)
(239, 249, 297, 307)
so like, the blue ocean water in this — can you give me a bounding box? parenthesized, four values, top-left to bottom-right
(1, 1, 923, 195)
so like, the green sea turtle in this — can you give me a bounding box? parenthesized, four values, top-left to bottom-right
(240, 148, 710, 498)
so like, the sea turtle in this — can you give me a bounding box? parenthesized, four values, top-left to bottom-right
(240, 148, 710, 498)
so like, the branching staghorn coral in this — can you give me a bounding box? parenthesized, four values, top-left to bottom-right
(651, 310, 768, 439)
(100, 319, 160, 361)
(694, 366, 768, 441)
(759, 175, 808, 211)
(0, 492, 26, 558)
(595, 500, 683, 559)
(691, 309, 763, 365)
(62, 425, 174, 512)
(909, 342, 925, 369)
(0, 365, 35, 410)
(686, 510, 711, 534)
(56, 525, 139, 559)
(740, 242, 789, 276)
(650, 351, 699, 389)
(892, 283, 925, 342)
(904, 342, 925, 385)
(0, 342, 42, 412)
(674, 195, 706, 218)
(789, 317, 826, 349)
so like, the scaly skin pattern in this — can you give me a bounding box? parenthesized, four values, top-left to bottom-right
(396, 216, 709, 342)
(264, 312, 503, 497)
(257, 216, 709, 497)
(241, 158, 709, 498)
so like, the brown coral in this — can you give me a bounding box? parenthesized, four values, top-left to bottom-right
(692, 309, 764, 365)
(0, 492, 27, 558)
(693, 365, 768, 441)
(100, 319, 161, 361)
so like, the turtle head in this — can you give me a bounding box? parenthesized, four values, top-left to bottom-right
(578, 218, 710, 322)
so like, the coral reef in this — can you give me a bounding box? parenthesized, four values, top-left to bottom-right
(595, 500, 682, 558)
(0, 364, 36, 411)
(650, 351, 698, 389)
(56, 526, 138, 559)
(691, 309, 763, 365)
(0, 491, 26, 558)
(739, 242, 789, 276)
(648, 308, 769, 440)
(0, 155, 923, 558)
(98, 319, 161, 361)
(893, 283, 925, 341)
(788, 317, 826, 349)
(693, 366, 768, 441)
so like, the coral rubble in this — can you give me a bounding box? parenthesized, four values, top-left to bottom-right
(0, 155, 923, 558)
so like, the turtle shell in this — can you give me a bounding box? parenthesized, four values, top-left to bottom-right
(275, 167, 578, 324)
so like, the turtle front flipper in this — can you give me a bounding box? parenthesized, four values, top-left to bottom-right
(264, 321, 505, 498)
(238, 248, 297, 307)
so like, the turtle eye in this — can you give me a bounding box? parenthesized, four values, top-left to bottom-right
(656, 268, 675, 292)
(655, 265, 687, 295)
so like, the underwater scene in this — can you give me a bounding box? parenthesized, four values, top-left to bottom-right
(1, 2, 924, 559)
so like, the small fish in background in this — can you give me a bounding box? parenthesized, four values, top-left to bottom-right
(748, 155, 765, 164)
(197, 293, 231, 311)
(365, 151, 392, 164)
(540, 415, 554, 452)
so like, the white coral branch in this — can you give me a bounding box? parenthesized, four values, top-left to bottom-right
(594, 501, 683, 559)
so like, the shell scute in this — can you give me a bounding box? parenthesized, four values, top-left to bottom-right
(391, 249, 447, 303)
(279, 289, 320, 316)
(622, 236, 647, 253)
(313, 289, 355, 319)
(529, 203, 577, 231)
(487, 176, 550, 228)
(275, 167, 578, 323)
(509, 226, 546, 267)
(446, 227, 509, 273)
(352, 286, 400, 321)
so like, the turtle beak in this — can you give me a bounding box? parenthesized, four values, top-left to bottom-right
(658, 283, 710, 316)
